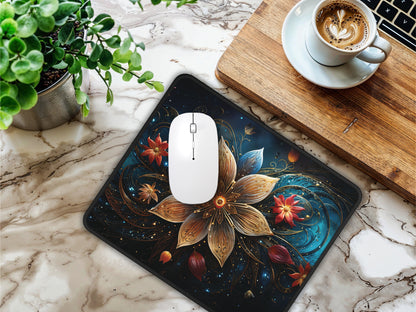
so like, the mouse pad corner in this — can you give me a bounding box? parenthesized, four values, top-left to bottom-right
(84, 74, 361, 312)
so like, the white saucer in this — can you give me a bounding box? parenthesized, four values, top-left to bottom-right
(282, 0, 379, 89)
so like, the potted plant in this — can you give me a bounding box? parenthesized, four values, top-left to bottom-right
(0, 0, 196, 130)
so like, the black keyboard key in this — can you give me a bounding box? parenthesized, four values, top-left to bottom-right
(393, 0, 414, 12)
(412, 27, 416, 37)
(377, 2, 399, 20)
(410, 5, 416, 18)
(361, 0, 381, 10)
(374, 13, 381, 23)
(395, 12, 416, 31)
(380, 20, 416, 51)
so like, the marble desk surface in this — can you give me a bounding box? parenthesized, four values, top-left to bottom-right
(1, 1, 415, 311)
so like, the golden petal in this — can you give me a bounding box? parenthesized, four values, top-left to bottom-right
(231, 205, 274, 236)
(149, 195, 193, 223)
(218, 137, 237, 193)
(232, 174, 279, 204)
(177, 212, 209, 248)
(208, 219, 235, 267)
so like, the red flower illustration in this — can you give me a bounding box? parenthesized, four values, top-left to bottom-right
(159, 251, 172, 264)
(141, 133, 168, 166)
(188, 251, 207, 281)
(272, 194, 305, 227)
(268, 244, 294, 265)
(289, 263, 311, 287)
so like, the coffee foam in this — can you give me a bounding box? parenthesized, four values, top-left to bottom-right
(316, 2, 369, 50)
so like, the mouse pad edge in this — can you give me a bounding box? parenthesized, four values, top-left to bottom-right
(83, 73, 362, 312)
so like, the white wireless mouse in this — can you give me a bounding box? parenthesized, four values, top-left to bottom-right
(168, 112, 219, 204)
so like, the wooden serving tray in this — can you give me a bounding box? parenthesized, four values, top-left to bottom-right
(216, 0, 416, 204)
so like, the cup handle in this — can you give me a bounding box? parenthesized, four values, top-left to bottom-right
(356, 35, 392, 63)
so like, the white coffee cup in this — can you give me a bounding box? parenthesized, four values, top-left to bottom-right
(305, 0, 392, 66)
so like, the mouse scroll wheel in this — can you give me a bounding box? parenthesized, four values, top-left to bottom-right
(190, 123, 197, 133)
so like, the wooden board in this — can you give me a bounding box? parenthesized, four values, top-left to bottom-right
(216, 0, 416, 204)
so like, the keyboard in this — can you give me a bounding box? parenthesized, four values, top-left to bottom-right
(360, 0, 416, 52)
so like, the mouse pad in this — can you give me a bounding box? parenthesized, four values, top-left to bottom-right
(84, 74, 361, 312)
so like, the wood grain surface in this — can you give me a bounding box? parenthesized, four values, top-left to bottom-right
(216, 0, 416, 204)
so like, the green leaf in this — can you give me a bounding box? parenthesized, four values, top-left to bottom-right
(11, 59, 30, 74)
(12, 0, 31, 15)
(38, 0, 59, 17)
(86, 23, 103, 35)
(138, 71, 153, 83)
(122, 71, 133, 81)
(64, 54, 74, 67)
(75, 89, 87, 104)
(70, 37, 84, 50)
(0, 47, 9, 75)
(151, 0, 162, 5)
(152, 81, 164, 92)
(17, 14, 38, 38)
(99, 49, 113, 67)
(81, 101, 89, 117)
(17, 83, 37, 110)
(1, 18, 18, 36)
(58, 21, 75, 45)
(78, 55, 88, 68)
(0, 81, 18, 98)
(73, 71, 83, 88)
(37, 15, 55, 32)
(0, 2, 15, 22)
(26, 50, 44, 70)
(86, 58, 97, 69)
(54, 16, 68, 27)
(93, 13, 110, 23)
(113, 49, 131, 63)
(52, 60, 68, 69)
(89, 43, 103, 62)
(95, 17, 114, 32)
(144, 81, 154, 89)
(130, 52, 141, 68)
(136, 42, 145, 51)
(15, 69, 40, 84)
(23, 35, 41, 54)
(105, 71, 112, 86)
(53, 2, 81, 21)
(110, 64, 123, 74)
(8, 37, 26, 54)
(53, 47, 64, 61)
(85, 6, 94, 18)
(0, 82, 10, 97)
(0, 110, 13, 130)
(106, 88, 113, 104)
(0, 95, 21, 115)
(105, 35, 121, 49)
(1, 66, 16, 82)
(120, 38, 131, 55)
(68, 59, 81, 74)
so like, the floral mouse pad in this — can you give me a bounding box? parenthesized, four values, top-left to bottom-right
(84, 74, 361, 312)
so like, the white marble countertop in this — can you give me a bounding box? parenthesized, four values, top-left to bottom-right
(1, 0, 415, 311)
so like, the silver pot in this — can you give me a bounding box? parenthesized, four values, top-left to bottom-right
(12, 71, 82, 131)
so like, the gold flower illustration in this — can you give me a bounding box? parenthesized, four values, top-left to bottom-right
(138, 182, 160, 204)
(149, 137, 278, 267)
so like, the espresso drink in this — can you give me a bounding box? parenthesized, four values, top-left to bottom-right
(316, 2, 369, 50)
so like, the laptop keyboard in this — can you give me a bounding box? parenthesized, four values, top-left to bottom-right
(360, 0, 416, 52)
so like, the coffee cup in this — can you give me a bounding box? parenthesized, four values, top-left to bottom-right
(305, 0, 392, 66)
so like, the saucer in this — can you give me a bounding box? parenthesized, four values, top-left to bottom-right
(282, 0, 379, 89)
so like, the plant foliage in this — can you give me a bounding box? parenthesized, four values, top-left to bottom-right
(0, 0, 196, 130)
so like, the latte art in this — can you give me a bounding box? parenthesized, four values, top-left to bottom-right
(316, 3, 369, 50)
